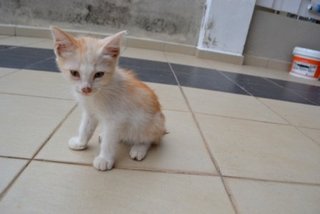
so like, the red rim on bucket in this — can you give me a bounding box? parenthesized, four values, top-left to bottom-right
(290, 47, 320, 80)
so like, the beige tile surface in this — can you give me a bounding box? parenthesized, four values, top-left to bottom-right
(0, 70, 72, 99)
(226, 178, 320, 214)
(0, 68, 19, 78)
(0, 161, 235, 214)
(35, 107, 98, 165)
(184, 87, 287, 124)
(165, 52, 213, 68)
(196, 114, 320, 183)
(36, 109, 217, 174)
(0, 35, 10, 40)
(260, 98, 320, 129)
(146, 82, 189, 111)
(0, 94, 75, 158)
(0, 36, 48, 47)
(29, 39, 54, 49)
(0, 158, 27, 193)
(122, 47, 167, 62)
(299, 128, 320, 146)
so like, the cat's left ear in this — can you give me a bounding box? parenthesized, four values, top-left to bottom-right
(100, 31, 127, 58)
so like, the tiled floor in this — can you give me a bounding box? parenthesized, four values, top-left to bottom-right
(0, 36, 320, 214)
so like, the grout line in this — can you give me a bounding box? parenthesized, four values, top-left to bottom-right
(0, 104, 77, 201)
(220, 70, 320, 149)
(264, 77, 317, 105)
(166, 60, 239, 214)
(33, 159, 218, 177)
(223, 175, 320, 187)
(292, 126, 320, 148)
(217, 70, 254, 96)
(0, 156, 30, 161)
(0, 92, 74, 101)
(256, 97, 297, 125)
(0, 69, 20, 79)
(194, 111, 289, 126)
(30, 104, 78, 160)
(22, 55, 55, 71)
(217, 70, 296, 126)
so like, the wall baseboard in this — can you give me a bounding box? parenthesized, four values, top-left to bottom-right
(244, 54, 291, 71)
(0, 24, 290, 69)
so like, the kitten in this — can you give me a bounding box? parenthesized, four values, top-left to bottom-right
(51, 27, 166, 171)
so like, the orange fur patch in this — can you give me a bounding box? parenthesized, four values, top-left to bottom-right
(125, 70, 161, 113)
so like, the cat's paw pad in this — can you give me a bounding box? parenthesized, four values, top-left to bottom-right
(129, 144, 150, 161)
(93, 156, 114, 171)
(68, 137, 87, 150)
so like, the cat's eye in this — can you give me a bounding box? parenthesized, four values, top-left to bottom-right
(70, 70, 80, 78)
(94, 72, 105, 79)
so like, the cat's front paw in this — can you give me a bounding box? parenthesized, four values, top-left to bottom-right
(93, 156, 114, 171)
(68, 137, 87, 150)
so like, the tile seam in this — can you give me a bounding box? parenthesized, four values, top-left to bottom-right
(166, 61, 239, 214)
(0, 104, 77, 201)
(33, 159, 218, 177)
(0, 92, 74, 101)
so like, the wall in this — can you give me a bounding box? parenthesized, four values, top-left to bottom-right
(244, 10, 320, 65)
(0, 0, 205, 45)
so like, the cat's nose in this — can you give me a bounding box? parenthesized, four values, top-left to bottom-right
(81, 87, 92, 94)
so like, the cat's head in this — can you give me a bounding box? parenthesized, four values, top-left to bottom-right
(51, 26, 126, 96)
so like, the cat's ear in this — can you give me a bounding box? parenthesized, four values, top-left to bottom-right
(50, 26, 78, 58)
(100, 31, 127, 58)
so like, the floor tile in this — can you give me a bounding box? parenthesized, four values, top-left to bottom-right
(298, 128, 320, 146)
(119, 57, 177, 85)
(184, 87, 287, 124)
(269, 78, 320, 105)
(0, 94, 75, 158)
(0, 158, 27, 193)
(122, 47, 167, 62)
(260, 98, 320, 129)
(117, 110, 216, 173)
(0, 68, 18, 78)
(25, 57, 58, 72)
(36, 109, 217, 174)
(226, 178, 320, 214)
(0, 36, 10, 40)
(0, 70, 72, 99)
(171, 64, 248, 94)
(165, 52, 214, 69)
(0, 161, 235, 214)
(146, 82, 189, 111)
(222, 72, 312, 105)
(196, 114, 320, 183)
(0, 46, 54, 69)
(29, 39, 54, 49)
(206, 60, 320, 87)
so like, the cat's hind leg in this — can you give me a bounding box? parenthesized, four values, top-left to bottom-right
(129, 143, 151, 161)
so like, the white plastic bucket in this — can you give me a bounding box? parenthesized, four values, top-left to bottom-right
(290, 47, 320, 80)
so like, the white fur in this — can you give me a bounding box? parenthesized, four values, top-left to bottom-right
(72, 69, 164, 170)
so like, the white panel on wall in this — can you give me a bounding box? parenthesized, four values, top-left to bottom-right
(198, 0, 256, 55)
(273, 0, 301, 14)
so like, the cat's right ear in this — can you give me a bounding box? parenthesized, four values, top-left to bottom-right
(50, 26, 78, 58)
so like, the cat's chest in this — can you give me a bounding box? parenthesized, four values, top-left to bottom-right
(78, 95, 120, 118)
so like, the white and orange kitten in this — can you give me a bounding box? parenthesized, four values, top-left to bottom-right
(51, 27, 166, 171)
